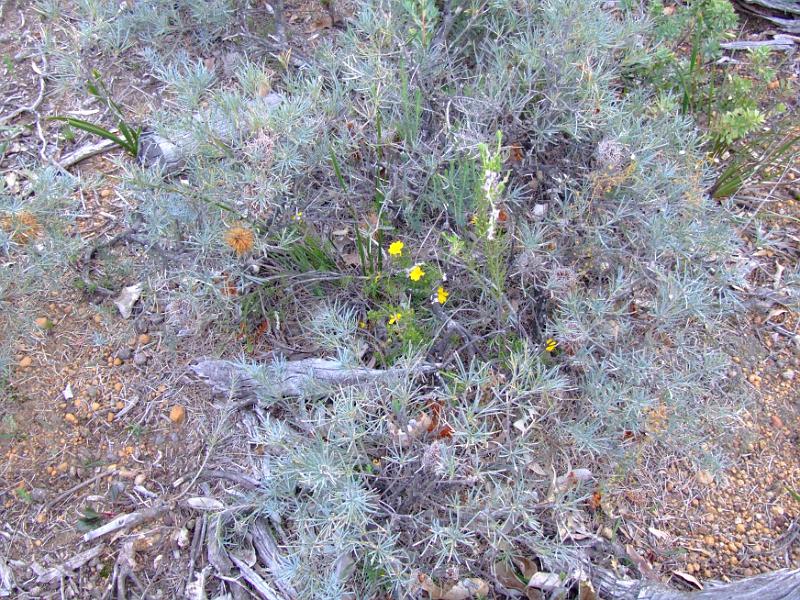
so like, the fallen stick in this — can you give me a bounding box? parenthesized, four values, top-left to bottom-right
(191, 357, 435, 401)
(58, 139, 117, 169)
(45, 471, 110, 509)
(229, 553, 284, 600)
(82, 503, 168, 542)
(35, 545, 105, 584)
(721, 34, 797, 50)
(251, 519, 298, 600)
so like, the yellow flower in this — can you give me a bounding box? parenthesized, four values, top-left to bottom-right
(388, 240, 404, 257)
(545, 338, 557, 352)
(408, 264, 425, 282)
(224, 226, 255, 256)
(436, 286, 449, 305)
(388, 312, 402, 325)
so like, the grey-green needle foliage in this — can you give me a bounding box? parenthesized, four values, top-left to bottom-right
(2, 0, 769, 596)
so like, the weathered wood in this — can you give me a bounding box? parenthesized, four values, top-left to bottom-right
(586, 563, 800, 599)
(191, 357, 434, 401)
(82, 503, 168, 542)
(721, 34, 797, 50)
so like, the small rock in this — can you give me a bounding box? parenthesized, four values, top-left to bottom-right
(113, 357, 123, 366)
(601, 526, 613, 540)
(116, 347, 133, 361)
(169, 405, 186, 424)
(134, 473, 146, 486)
(65, 413, 78, 424)
(87, 386, 99, 398)
(133, 352, 148, 366)
(532, 203, 548, 219)
(770, 415, 784, 428)
(782, 369, 795, 382)
(34, 317, 51, 328)
(19, 356, 33, 368)
(138, 333, 151, 345)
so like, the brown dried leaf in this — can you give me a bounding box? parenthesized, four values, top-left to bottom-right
(493, 557, 538, 592)
(419, 573, 490, 600)
(578, 579, 598, 600)
(527, 571, 562, 591)
(672, 570, 703, 590)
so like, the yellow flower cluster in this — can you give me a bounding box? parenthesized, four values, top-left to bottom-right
(388, 240, 404, 256)
(409, 264, 425, 282)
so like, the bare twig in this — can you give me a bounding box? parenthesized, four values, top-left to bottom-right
(0, 57, 47, 125)
(82, 503, 168, 543)
(34, 545, 105, 584)
(229, 553, 284, 600)
(58, 138, 118, 169)
(45, 472, 110, 509)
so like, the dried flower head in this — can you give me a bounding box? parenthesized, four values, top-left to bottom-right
(224, 226, 255, 256)
(1, 211, 42, 244)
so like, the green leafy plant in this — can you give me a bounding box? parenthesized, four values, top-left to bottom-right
(76, 506, 106, 532)
(50, 70, 140, 155)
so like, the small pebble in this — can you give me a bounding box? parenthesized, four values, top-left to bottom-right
(65, 413, 78, 424)
(138, 333, 151, 345)
(116, 348, 132, 361)
(133, 352, 148, 366)
(18, 356, 32, 368)
(782, 369, 795, 382)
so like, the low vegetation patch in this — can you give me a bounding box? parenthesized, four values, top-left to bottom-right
(2, 0, 798, 597)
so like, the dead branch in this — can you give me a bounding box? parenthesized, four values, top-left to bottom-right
(228, 553, 284, 600)
(34, 545, 105, 584)
(82, 503, 169, 543)
(58, 139, 118, 169)
(721, 34, 797, 50)
(251, 519, 298, 600)
(191, 357, 435, 401)
(539, 549, 800, 600)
